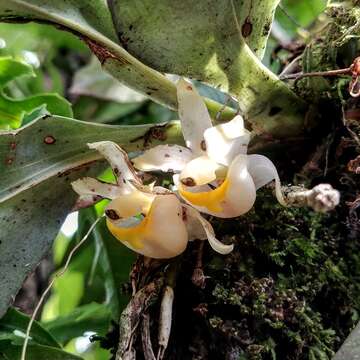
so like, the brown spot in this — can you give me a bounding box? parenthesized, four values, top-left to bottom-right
(200, 140, 206, 151)
(151, 126, 167, 141)
(241, 18, 253, 38)
(182, 208, 188, 222)
(164, 153, 170, 158)
(5, 157, 14, 165)
(186, 85, 193, 91)
(130, 124, 169, 147)
(44, 135, 56, 145)
(181, 177, 196, 187)
(113, 167, 119, 175)
(10, 142, 16, 150)
(84, 38, 130, 66)
(105, 209, 121, 220)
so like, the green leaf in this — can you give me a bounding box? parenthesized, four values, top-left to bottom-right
(0, 0, 178, 110)
(78, 208, 134, 318)
(43, 303, 111, 345)
(0, 57, 73, 129)
(0, 0, 305, 138)
(0, 93, 73, 129)
(0, 114, 182, 318)
(275, 0, 327, 37)
(43, 271, 85, 321)
(0, 308, 60, 348)
(0, 57, 32, 85)
(0, 341, 83, 360)
(0, 308, 81, 360)
(0, 22, 88, 57)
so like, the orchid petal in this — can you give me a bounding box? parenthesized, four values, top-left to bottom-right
(132, 144, 192, 173)
(204, 115, 250, 166)
(247, 154, 286, 206)
(106, 195, 188, 259)
(71, 177, 123, 199)
(183, 205, 233, 254)
(179, 156, 226, 187)
(179, 177, 230, 215)
(73, 194, 102, 211)
(88, 141, 140, 186)
(105, 189, 155, 219)
(179, 155, 256, 218)
(182, 206, 207, 241)
(176, 78, 212, 155)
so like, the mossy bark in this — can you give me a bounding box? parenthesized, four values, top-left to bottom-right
(101, 3, 360, 359)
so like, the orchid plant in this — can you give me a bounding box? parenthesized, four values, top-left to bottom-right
(71, 140, 234, 258)
(72, 79, 286, 259)
(134, 79, 286, 217)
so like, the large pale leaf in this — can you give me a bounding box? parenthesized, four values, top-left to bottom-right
(0, 0, 306, 138)
(334, 322, 360, 360)
(0, 114, 182, 317)
(109, 0, 277, 69)
(0, 115, 181, 202)
(107, 0, 307, 137)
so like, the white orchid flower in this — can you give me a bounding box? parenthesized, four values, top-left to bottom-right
(133, 79, 286, 218)
(71, 141, 234, 258)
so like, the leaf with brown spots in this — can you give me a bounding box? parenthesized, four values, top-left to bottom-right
(0, 114, 182, 317)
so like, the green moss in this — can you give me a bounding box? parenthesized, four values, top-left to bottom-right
(294, 3, 360, 104)
(189, 190, 360, 360)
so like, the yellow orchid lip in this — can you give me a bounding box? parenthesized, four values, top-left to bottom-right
(106, 216, 148, 250)
(105, 191, 155, 249)
(179, 178, 229, 213)
(106, 194, 190, 259)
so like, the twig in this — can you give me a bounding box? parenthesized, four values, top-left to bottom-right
(192, 241, 207, 289)
(281, 57, 360, 99)
(116, 279, 164, 360)
(141, 314, 156, 360)
(157, 286, 174, 360)
(21, 216, 103, 360)
(280, 67, 351, 81)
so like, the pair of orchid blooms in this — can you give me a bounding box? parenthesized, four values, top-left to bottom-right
(72, 79, 285, 259)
